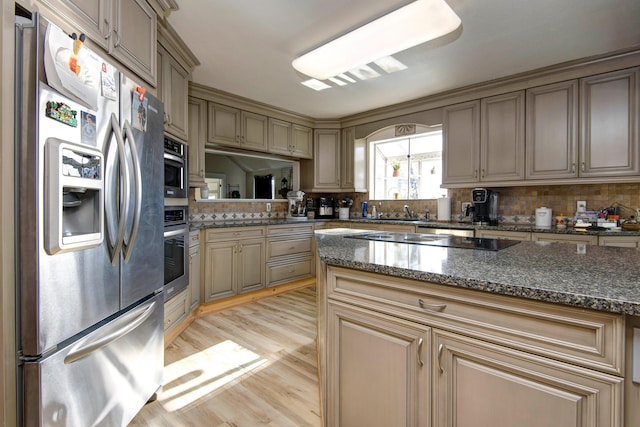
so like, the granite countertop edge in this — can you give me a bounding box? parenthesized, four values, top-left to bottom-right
(320, 255, 639, 315)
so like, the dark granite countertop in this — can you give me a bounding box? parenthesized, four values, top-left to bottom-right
(314, 229, 640, 316)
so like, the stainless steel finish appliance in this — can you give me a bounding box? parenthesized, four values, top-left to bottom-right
(15, 14, 164, 426)
(164, 136, 188, 199)
(468, 188, 499, 226)
(164, 206, 189, 301)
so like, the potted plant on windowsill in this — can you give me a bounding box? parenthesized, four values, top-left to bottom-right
(391, 160, 401, 177)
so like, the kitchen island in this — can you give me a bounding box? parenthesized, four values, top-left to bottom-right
(314, 229, 640, 427)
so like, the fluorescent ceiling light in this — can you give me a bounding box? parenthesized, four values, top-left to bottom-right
(329, 77, 348, 86)
(291, 0, 461, 80)
(337, 73, 356, 83)
(301, 79, 331, 91)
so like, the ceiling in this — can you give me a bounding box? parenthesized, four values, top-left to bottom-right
(167, 0, 640, 120)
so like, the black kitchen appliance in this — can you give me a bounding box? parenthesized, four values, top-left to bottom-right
(467, 188, 499, 225)
(317, 197, 335, 219)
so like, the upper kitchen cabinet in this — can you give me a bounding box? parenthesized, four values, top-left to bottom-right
(442, 101, 480, 184)
(480, 91, 525, 182)
(301, 129, 341, 192)
(39, 0, 157, 85)
(157, 20, 199, 142)
(269, 119, 312, 159)
(442, 92, 525, 186)
(207, 103, 268, 152)
(580, 68, 640, 177)
(188, 97, 207, 187)
(526, 81, 579, 180)
(340, 126, 367, 192)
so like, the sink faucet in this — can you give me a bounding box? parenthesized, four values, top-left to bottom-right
(403, 204, 416, 219)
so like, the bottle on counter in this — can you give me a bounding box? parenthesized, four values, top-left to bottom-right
(371, 205, 377, 219)
(362, 201, 368, 218)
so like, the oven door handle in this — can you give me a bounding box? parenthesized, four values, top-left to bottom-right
(121, 121, 142, 263)
(164, 152, 185, 165)
(164, 228, 187, 238)
(103, 113, 128, 265)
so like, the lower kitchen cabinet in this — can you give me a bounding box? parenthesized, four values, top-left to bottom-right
(204, 227, 266, 301)
(188, 230, 201, 312)
(327, 300, 430, 427)
(433, 329, 623, 427)
(320, 265, 628, 427)
(266, 223, 314, 286)
(164, 288, 188, 332)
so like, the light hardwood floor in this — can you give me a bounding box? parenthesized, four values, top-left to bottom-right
(130, 287, 321, 426)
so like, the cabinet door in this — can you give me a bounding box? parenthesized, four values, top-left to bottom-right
(481, 91, 525, 181)
(241, 111, 268, 152)
(110, 0, 157, 85)
(208, 103, 241, 146)
(203, 241, 237, 301)
(434, 330, 623, 427)
(237, 238, 265, 293)
(268, 118, 292, 156)
(442, 101, 480, 184)
(312, 129, 341, 190)
(188, 242, 200, 311)
(163, 50, 189, 141)
(526, 81, 579, 179)
(40, 0, 110, 49)
(531, 232, 598, 245)
(327, 301, 430, 427)
(475, 229, 531, 241)
(599, 235, 640, 248)
(292, 124, 313, 159)
(340, 127, 355, 190)
(580, 68, 640, 177)
(188, 98, 206, 186)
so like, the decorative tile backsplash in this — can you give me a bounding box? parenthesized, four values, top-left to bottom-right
(189, 183, 640, 224)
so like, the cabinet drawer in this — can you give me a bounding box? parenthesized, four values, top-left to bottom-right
(531, 232, 598, 245)
(267, 237, 312, 259)
(267, 257, 313, 285)
(268, 223, 314, 236)
(475, 229, 531, 241)
(327, 266, 624, 374)
(164, 289, 188, 331)
(205, 226, 265, 242)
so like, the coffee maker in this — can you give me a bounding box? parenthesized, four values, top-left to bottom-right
(317, 197, 335, 219)
(467, 188, 499, 225)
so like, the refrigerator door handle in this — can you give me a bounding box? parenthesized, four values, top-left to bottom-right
(121, 121, 142, 263)
(63, 300, 158, 364)
(103, 112, 129, 265)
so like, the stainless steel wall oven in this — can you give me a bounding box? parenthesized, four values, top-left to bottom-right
(164, 206, 189, 301)
(164, 136, 188, 199)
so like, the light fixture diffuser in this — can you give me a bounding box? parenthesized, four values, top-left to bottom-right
(292, 0, 461, 80)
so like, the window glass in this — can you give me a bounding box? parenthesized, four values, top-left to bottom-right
(369, 129, 444, 200)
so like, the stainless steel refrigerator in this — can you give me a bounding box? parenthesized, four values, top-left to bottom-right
(15, 13, 164, 426)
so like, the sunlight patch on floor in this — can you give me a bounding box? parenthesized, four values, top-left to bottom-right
(158, 339, 268, 411)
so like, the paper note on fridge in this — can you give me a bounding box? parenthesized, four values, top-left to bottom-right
(43, 22, 100, 110)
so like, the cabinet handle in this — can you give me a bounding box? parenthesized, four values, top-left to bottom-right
(418, 298, 446, 312)
(481, 168, 486, 179)
(239, 244, 243, 253)
(437, 344, 444, 373)
(104, 19, 111, 40)
(113, 28, 120, 47)
(167, 114, 172, 126)
(474, 169, 478, 179)
(571, 163, 576, 174)
(417, 338, 424, 367)
(581, 162, 585, 172)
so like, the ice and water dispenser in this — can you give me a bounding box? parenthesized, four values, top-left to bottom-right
(45, 138, 104, 254)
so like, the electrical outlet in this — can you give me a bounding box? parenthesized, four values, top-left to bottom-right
(266, 203, 271, 212)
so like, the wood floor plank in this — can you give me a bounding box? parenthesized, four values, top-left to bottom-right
(130, 287, 321, 426)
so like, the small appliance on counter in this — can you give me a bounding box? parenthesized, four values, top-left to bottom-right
(317, 197, 335, 219)
(287, 190, 308, 220)
(466, 188, 499, 225)
(535, 207, 552, 228)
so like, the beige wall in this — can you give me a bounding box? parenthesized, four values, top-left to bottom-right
(1, 0, 16, 424)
